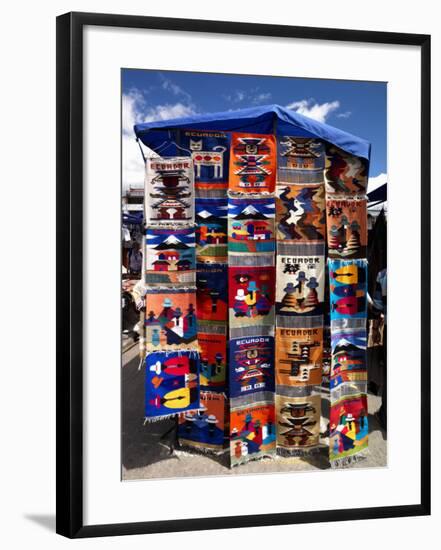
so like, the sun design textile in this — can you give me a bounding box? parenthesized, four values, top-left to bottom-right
(325, 145, 368, 195)
(145, 156, 194, 224)
(229, 133, 276, 194)
(326, 198, 368, 259)
(145, 286, 198, 351)
(145, 225, 196, 286)
(230, 400, 277, 466)
(228, 195, 275, 255)
(276, 183, 326, 244)
(145, 350, 200, 420)
(277, 136, 325, 184)
(179, 129, 230, 191)
(195, 197, 228, 259)
(178, 391, 228, 454)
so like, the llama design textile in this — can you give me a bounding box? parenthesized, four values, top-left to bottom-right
(195, 197, 228, 258)
(230, 400, 277, 466)
(275, 327, 323, 387)
(145, 287, 198, 350)
(145, 226, 196, 285)
(178, 391, 228, 453)
(277, 137, 325, 184)
(276, 183, 325, 243)
(276, 393, 321, 455)
(180, 130, 230, 190)
(145, 351, 200, 419)
(229, 335, 275, 398)
(228, 195, 275, 254)
(325, 145, 368, 195)
(326, 199, 367, 259)
(145, 157, 194, 224)
(229, 133, 276, 193)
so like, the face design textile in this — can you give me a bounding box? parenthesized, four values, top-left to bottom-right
(276, 183, 325, 243)
(329, 393, 368, 463)
(145, 157, 194, 224)
(145, 287, 198, 350)
(329, 259, 367, 321)
(325, 146, 368, 195)
(228, 266, 275, 328)
(195, 197, 228, 258)
(229, 133, 276, 194)
(277, 137, 325, 184)
(180, 130, 230, 190)
(229, 335, 275, 398)
(178, 391, 228, 453)
(145, 351, 200, 419)
(331, 328, 367, 390)
(196, 262, 228, 323)
(145, 226, 196, 285)
(228, 195, 275, 254)
(276, 254, 325, 316)
(275, 327, 323, 387)
(230, 401, 276, 466)
(326, 199, 367, 259)
(198, 329, 227, 391)
(276, 394, 321, 454)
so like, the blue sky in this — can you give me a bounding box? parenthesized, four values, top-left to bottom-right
(122, 69, 387, 189)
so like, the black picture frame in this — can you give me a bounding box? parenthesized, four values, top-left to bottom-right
(56, 11, 431, 538)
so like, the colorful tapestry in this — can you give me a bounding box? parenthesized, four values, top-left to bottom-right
(228, 266, 275, 328)
(276, 253, 325, 317)
(145, 350, 200, 419)
(276, 183, 325, 243)
(277, 137, 325, 184)
(228, 195, 275, 254)
(145, 287, 198, 350)
(195, 197, 228, 258)
(145, 226, 196, 285)
(329, 259, 367, 321)
(229, 133, 276, 194)
(276, 394, 321, 455)
(229, 335, 275, 398)
(180, 129, 230, 190)
(230, 401, 276, 466)
(329, 393, 368, 464)
(330, 327, 367, 390)
(196, 262, 228, 323)
(325, 145, 368, 195)
(198, 328, 227, 391)
(326, 199, 367, 259)
(178, 391, 228, 453)
(275, 327, 323, 387)
(145, 156, 194, 224)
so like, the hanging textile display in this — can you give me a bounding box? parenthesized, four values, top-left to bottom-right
(228, 133, 277, 466)
(274, 135, 326, 457)
(195, 197, 228, 258)
(178, 391, 229, 454)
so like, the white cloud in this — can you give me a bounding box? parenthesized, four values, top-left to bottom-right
(368, 172, 387, 194)
(336, 110, 352, 119)
(252, 92, 272, 104)
(285, 99, 341, 123)
(122, 89, 197, 190)
(159, 75, 192, 102)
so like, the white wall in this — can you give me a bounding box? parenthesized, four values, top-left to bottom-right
(0, 0, 438, 548)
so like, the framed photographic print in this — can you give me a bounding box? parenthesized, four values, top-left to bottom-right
(56, 11, 431, 538)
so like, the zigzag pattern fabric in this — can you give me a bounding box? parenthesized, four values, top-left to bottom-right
(228, 132, 277, 467)
(325, 145, 369, 466)
(274, 137, 326, 456)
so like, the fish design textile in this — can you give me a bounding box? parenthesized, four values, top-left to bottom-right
(145, 350, 200, 420)
(229, 133, 276, 194)
(178, 391, 228, 454)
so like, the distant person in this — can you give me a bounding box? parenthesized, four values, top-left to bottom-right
(128, 241, 142, 276)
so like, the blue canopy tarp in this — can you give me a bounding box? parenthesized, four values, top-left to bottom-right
(134, 104, 370, 160)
